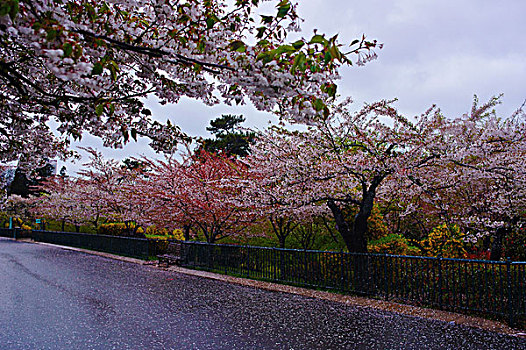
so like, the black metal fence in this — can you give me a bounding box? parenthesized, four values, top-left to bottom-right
(0, 227, 15, 238)
(31, 230, 160, 259)
(0, 227, 32, 239)
(181, 241, 526, 328)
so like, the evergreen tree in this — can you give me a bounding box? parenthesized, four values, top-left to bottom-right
(199, 115, 255, 158)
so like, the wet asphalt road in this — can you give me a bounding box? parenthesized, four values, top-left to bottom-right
(0, 238, 524, 350)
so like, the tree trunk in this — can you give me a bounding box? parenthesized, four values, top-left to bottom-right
(352, 187, 377, 253)
(278, 235, 286, 249)
(327, 200, 361, 252)
(489, 226, 508, 261)
(326, 177, 383, 253)
(326, 200, 371, 253)
(269, 217, 293, 249)
(183, 225, 191, 241)
(61, 219, 65, 232)
(75, 225, 80, 233)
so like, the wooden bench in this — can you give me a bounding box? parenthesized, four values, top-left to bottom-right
(157, 241, 186, 267)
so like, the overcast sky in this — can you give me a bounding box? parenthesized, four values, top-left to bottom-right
(63, 0, 526, 174)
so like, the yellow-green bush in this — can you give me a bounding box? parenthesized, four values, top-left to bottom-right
(419, 223, 466, 258)
(97, 222, 144, 236)
(144, 226, 185, 240)
(4, 217, 23, 228)
(368, 234, 420, 256)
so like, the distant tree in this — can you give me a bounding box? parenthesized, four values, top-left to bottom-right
(392, 97, 526, 260)
(122, 158, 145, 171)
(8, 161, 55, 198)
(7, 169, 31, 198)
(59, 166, 68, 178)
(199, 115, 255, 157)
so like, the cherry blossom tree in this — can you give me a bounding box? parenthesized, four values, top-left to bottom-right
(32, 176, 95, 231)
(143, 149, 256, 243)
(242, 153, 329, 248)
(2, 193, 33, 226)
(248, 99, 462, 253)
(252, 94, 526, 258)
(77, 148, 150, 236)
(392, 97, 526, 260)
(0, 0, 379, 164)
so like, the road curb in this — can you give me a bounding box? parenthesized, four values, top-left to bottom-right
(29, 239, 524, 337)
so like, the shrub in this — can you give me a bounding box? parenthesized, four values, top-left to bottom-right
(368, 234, 420, 256)
(144, 226, 185, 240)
(419, 224, 466, 258)
(97, 222, 144, 236)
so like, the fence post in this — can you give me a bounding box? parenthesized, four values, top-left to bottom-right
(224, 245, 228, 275)
(207, 243, 211, 270)
(246, 246, 250, 278)
(438, 254, 443, 310)
(340, 250, 344, 292)
(384, 254, 389, 301)
(506, 257, 514, 328)
(272, 248, 277, 281)
(279, 249, 284, 281)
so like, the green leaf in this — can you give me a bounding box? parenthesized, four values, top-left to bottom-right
(178, 36, 188, 45)
(291, 52, 306, 73)
(63, 42, 73, 57)
(46, 29, 57, 41)
(312, 98, 324, 112)
(260, 15, 273, 24)
(292, 40, 304, 50)
(328, 45, 341, 61)
(256, 51, 274, 63)
(197, 41, 206, 53)
(257, 39, 270, 47)
(256, 26, 266, 39)
(95, 104, 104, 117)
(323, 83, 337, 98)
(276, 0, 290, 18)
(274, 44, 295, 56)
(324, 51, 332, 65)
(350, 39, 360, 46)
(228, 40, 246, 52)
(309, 34, 327, 45)
(205, 14, 220, 29)
(91, 62, 103, 75)
(109, 65, 117, 81)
